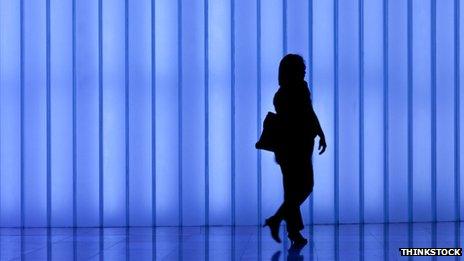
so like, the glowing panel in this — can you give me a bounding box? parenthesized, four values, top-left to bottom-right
(128, 0, 152, 226)
(364, 0, 384, 223)
(101, 0, 126, 226)
(312, 0, 335, 224)
(0, 0, 21, 227)
(50, 0, 73, 227)
(235, 0, 258, 225)
(209, 0, 231, 225)
(412, 0, 432, 222)
(181, 0, 205, 226)
(436, 0, 455, 221)
(76, 0, 100, 226)
(460, 0, 464, 220)
(155, 0, 179, 226)
(388, 0, 408, 222)
(338, 0, 360, 223)
(23, 0, 47, 227)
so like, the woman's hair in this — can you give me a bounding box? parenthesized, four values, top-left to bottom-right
(278, 54, 306, 86)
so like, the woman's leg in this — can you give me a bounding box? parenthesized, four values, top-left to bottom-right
(269, 165, 291, 223)
(280, 158, 314, 234)
(270, 149, 314, 229)
(270, 163, 302, 233)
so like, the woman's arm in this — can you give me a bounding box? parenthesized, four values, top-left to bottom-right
(311, 107, 327, 154)
(311, 107, 324, 138)
(306, 85, 324, 138)
(307, 85, 327, 154)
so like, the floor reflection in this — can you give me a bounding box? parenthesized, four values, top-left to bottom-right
(0, 222, 461, 260)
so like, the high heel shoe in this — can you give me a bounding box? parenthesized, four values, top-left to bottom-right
(263, 218, 282, 243)
(288, 232, 308, 249)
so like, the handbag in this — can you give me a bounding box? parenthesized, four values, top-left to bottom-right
(255, 112, 282, 152)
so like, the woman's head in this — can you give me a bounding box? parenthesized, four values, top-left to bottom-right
(278, 54, 306, 87)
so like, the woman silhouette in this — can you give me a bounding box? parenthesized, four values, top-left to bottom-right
(263, 54, 326, 248)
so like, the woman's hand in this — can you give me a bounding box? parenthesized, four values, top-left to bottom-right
(318, 135, 327, 155)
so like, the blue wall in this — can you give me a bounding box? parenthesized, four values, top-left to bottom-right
(0, 0, 461, 227)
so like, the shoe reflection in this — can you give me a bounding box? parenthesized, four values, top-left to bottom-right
(286, 249, 304, 261)
(271, 250, 281, 261)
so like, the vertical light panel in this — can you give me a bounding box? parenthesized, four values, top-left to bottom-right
(286, 0, 310, 224)
(388, 0, 408, 222)
(50, 0, 73, 227)
(256, 0, 262, 225)
(407, 0, 413, 224)
(0, 0, 21, 227)
(209, 0, 231, 225)
(178, 0, 183, 227)
(151, 0, 156, 227)
(412, 0, 432, 222)
(431, 0, 437, 222)
(235, 0, 258, 225)
(23, 0, 47, 227)
(334, 0, 339, 224)
(230, 0, 236, 227)
(359, 0, 364, 224)
(453, 0, 460, 223)
(204, 0, 210, 226)
(286, 0, 308, 63)
(75, 0, 100, 226)
(312, 0, 335, 224)
(155, 0, 179, 226)
(436, 0, 455, 221)
(47, 0, 51, 228)
(363, 0, 384, 223)
(383, 0, 389, 224)
(338, 0, 360, 223)
(260, 0, 283, 224)
(102, 0, 126, 226)
(460, 0, 464, 220)
(128, 0, 152, 226)
(181, 0, 205, 226)
(98, 0, 103, 227)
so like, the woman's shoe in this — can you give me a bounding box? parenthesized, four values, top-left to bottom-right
(263, 218, 282, 243)
(288, 232, 308, 249)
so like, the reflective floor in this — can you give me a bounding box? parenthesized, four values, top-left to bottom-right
(0, 222, 461, 260)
